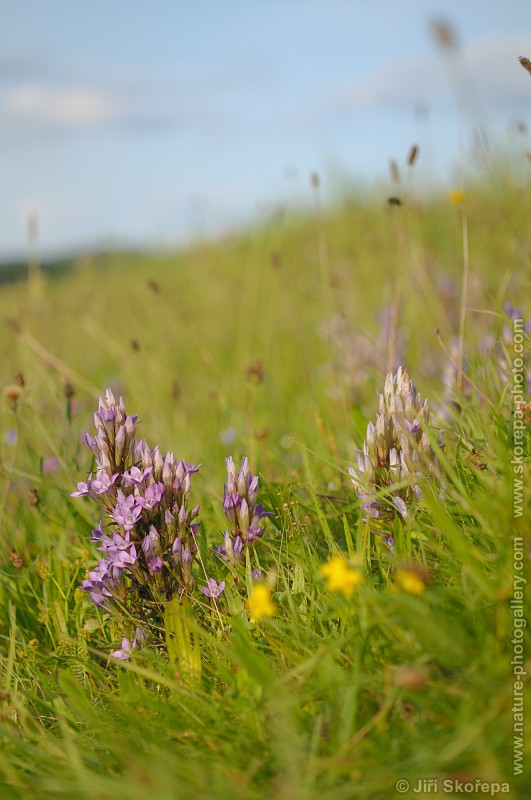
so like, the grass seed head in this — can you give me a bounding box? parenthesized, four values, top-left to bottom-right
(519, 56, 531, 75)
(407, 144, 419, 167)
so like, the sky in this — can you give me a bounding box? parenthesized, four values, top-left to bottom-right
(1, 0, 530, 258)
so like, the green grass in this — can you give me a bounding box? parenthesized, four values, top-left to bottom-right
(0, 165, 529, 799)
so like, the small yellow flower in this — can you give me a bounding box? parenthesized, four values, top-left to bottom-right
(448, 188, 466, 205)
(395, 568, 426, 596)
(320, 555, 363, 598)
(248, 584, 276, 622)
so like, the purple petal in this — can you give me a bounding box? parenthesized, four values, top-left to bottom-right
(392, 496, 409, 519)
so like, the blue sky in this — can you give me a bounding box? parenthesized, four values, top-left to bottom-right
(1, 0, 530, 257)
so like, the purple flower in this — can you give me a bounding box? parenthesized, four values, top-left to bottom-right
(96, 403, 117, 425)
(245, 527, 263, 544)
(5, 429, 17, 446)
(89, 520, 106, 542)
(71, 470, 118, 499)
(216, 531, 244, 562)
(92, 470, 119, 495)
(81, 579, 112, 607)
(109, 545, 138, 572)
(111, 630, 146, 660)
(42, 455, 61, 474)
(98, 530, 138, 574)
(219, 427, 237, 445)
(135, 482, 165, 511)
(392, 496, 409, 519)
(222, 457, 273, 544)
(148, 555, 164, 573)
(223, 492, 240, 527)
(248, 475, 259, 505)
(133, 627, 147, 648)
(111, 637, 132, 660)
(73, 388, 209, 620)
(112, 490, 142, 531)
(399, 417, 421, 435)
(71, 474, 95, 498)
(172, 537, 182, 563)
(200, 578, 225, 599)
(80, 559, 115, 606)
(122, 465, 153, 486)
(251, 504, 274, 524)
(142, 525, 160, 560)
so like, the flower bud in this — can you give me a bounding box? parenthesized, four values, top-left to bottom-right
(115, 425, 126, 463)
(225, 456, 237, 493)
(172, 537, 182, 563)
(105, 388, 116, 408)
(124, 415, 136, 438)
(162, 459, 173, 490)
(141, 440, 153, 469)
(142, 525, 160, 559)
(239, 498, 250, 532)
(182, 546, 192, 573)
(248, 475, 259, 505)
(152, 446, 164, 480)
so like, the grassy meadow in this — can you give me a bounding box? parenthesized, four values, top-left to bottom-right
(0, 158, 529, 799)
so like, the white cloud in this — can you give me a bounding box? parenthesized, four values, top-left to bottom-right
(0, 84, 127, 139)
(317, 33, 531, 118)
(0, 75, 235, 141)
(5, 85, 120, 126)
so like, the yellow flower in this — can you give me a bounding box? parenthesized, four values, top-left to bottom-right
(448, 188, 465, 205)
(395, 568, 426, 596)
(248, 584, 276, 622)
(320, 555, 363, 598)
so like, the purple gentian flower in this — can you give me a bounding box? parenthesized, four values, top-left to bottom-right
(133, 627, 147, 648)
(200, 578, 225, 599)
(142, 525, 160, 559)
(172, 537, 182, 563)
(91, 470, 119, 495)
(112, 490, 142, 531)
(148, 555, 164, 573)
(80, 576, 112, 607)
(71, 473, 95, 498)
(216, 532, 244, 562)
(223, 492, 240, 526)
(5, 429, 17, 446)
(135, 482, 165, 511)
(400, 417, 421, 435)
(245, 527, 262, 544)
(111, 625, 146, 660)
(122, 465, 153, 486)
(111, 637, 132, 660)
(97, 405, 117, 425)
(72, 470, 118, 499)
(89, 520, 106, 542)
(43, 455, 61, 474)
(392, 496, 409, 519)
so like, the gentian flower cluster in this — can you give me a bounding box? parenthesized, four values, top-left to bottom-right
(217, 456, 273, 563)
(73, 390, 271, 656)
(441, 304, 530, 418)
(349, 366, 443, 521)
(73, 389, 202, 617)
